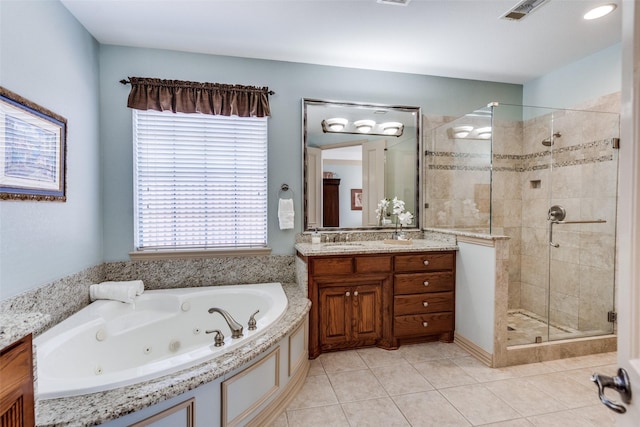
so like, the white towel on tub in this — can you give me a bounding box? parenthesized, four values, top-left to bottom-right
(89, 280, 144, 303)
(278, 198, 294, 230)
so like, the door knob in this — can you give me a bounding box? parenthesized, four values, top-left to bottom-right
(591, 368, 632, 414)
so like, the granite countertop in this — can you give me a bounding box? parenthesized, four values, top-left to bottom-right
(0, 312, 51, 349)
(35, 282, 311, 427)
(295, 238, 457, 257)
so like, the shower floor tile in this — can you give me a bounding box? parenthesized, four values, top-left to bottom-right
(507, 310, 610, 346)
(507, 310, 572, 346)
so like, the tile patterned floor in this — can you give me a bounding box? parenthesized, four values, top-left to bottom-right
(270, 342, 619, 427)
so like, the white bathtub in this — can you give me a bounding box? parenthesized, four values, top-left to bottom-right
(34, 282, 288, 400)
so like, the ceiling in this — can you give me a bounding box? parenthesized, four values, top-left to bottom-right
(60, 0, 622, 85)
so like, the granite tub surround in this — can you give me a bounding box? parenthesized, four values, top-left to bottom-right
(35, 282, 311, 427)
(103, 255, 296, 289)
(0, 264, 103, 348)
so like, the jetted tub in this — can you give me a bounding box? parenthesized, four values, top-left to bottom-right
(33, 282, 288, 400)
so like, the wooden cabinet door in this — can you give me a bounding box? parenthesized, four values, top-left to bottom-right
(319, 286, 352, 347)
(0, 335, 34, 427)
(352, 284, 382, 341)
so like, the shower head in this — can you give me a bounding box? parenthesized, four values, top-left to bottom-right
(542, 132, 561, 146)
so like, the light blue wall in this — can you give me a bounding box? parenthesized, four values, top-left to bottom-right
(0, 1, 102, 299)
(99, 45, 523, 259)
(523, 43, 622, 109)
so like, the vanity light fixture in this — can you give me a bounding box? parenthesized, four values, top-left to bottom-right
(584, 3, 616, 20)
(321, 118, 348, 132)
(354, 120, 376, 133)
(381, 122, 404, 135)
(321, 118, 405, 137)
(447, 125, 492, 140)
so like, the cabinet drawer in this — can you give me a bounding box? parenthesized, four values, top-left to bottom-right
(310, 257, 353, 275)
(394, 272, 454, 294)
(394, 292, 454, 316)
(394, 312, 453, 337)
(394, 252, 454, 272)
(355, 256, 392, 273)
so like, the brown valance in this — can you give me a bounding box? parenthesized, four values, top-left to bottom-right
(125, 77, 271, 117)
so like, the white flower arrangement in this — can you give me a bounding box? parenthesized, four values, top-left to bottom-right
(376, 197, 413, 228)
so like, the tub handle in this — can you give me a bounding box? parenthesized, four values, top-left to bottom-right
(206, 329, 225, 347)
(248, 310, 260, 331)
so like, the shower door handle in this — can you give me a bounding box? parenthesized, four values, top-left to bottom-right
(591, 368, 632, 414)
(549, 219, 606, 248)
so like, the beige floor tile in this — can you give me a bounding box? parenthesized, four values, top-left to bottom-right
(356, 346, 406, 368)
(439, 383, 521, 425)
(480, 419, 534, 427)
(526, 408, 607, 427)
(328, 369, 388, 403)
(268, 410, 288, 427)
(370, 360, 434, 396)
(451, 356, 516, 383)
(561, 365, 618, 390)
(307, 358, 325, 376)
(397, 342, 466, 363)
(541, 352, 616, 372)
(319, 350, 368, 373)
(501, 362, 555, 378)
(287, 374, 338, 409)
(341, 397, 410, 426)
(567, 404, 616, 426)
(413, 358, 477, 389)
(526, 372, 595, 408)
(392, 391, 471, 427)
(484, 377, 567, 416)
(286, 404, 350, 427)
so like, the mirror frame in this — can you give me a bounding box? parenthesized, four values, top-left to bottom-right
(302, 98, 422, 231)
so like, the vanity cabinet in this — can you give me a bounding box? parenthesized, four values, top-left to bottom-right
(0, 334, 35, 427)
(302, 250, 455, 358)
(393, 252, 456, 343)
(307, 255, 393, 358)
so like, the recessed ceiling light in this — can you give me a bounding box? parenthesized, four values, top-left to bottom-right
(584, 4, 617, 20)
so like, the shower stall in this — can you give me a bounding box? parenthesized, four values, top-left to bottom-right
(426, 100, 620, 351)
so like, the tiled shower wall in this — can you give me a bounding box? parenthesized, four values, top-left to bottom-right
(425, 92, 620, 336)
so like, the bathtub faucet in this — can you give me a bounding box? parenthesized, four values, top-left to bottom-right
(208, 308, 244, 338)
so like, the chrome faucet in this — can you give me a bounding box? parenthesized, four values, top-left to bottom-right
(208, 307, 244, 338)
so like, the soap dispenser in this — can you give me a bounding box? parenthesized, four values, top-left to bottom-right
(311, 229, 321, 244)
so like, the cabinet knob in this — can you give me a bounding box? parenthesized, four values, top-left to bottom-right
(423, 281, 429, 286)
(422, 321, 429, 327)
(423, 301, 429, 307)
(346, 291, 350, 297)
(423, 260, 430, 266)
(354, 291, 358, 296)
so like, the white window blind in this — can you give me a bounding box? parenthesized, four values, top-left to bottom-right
(133, 109, 268, 251)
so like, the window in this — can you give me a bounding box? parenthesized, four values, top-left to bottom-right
(133, 109, 268, 251)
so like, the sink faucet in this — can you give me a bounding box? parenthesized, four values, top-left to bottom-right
(208, 307, 244, 338)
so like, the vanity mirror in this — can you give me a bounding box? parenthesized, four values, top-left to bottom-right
(303, 99, 421, 230)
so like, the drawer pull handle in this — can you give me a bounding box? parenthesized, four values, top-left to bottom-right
(423, 260, 430, 266)
(423, 301, 429, 307)
(422, 321, 429, 327)
(354, 291, 358, 297)
(423, 281, 429, 286)
(346, 291, 350, 297)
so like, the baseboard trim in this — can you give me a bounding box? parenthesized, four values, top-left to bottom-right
(454, 332, 493, 367)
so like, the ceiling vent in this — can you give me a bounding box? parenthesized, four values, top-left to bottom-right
(377, 0, 411, 6)
(501, 0, 550, 21)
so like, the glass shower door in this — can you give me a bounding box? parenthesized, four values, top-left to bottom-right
(546, 108, 619, 342)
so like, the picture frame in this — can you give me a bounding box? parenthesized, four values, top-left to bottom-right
(351, 189, 362, 210)
(0, 87, 67, 201)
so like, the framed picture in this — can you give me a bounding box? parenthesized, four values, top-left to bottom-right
(351, 189, 362, 210)
(0, 87, 67, 201)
